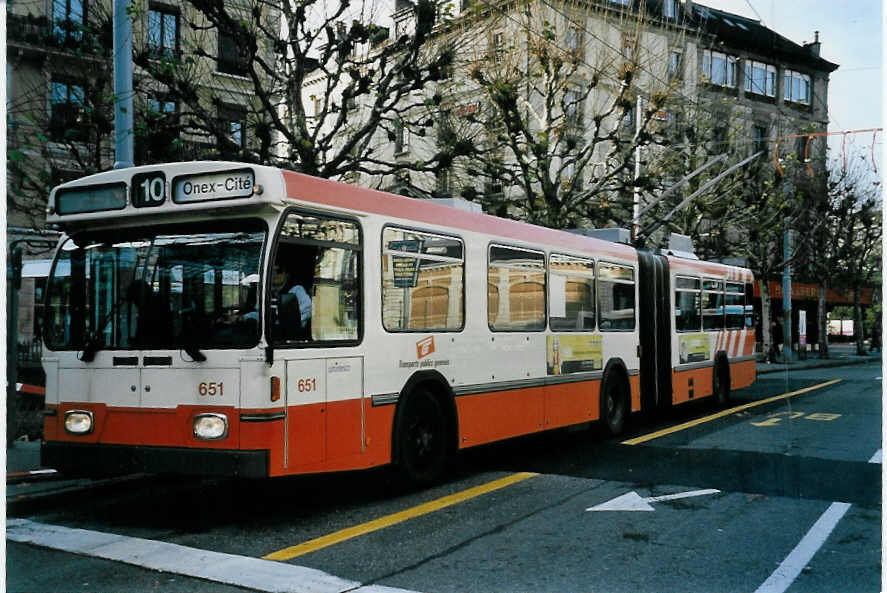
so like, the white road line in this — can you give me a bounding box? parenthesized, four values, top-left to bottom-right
(7, 519, 418, 593)
(754, 448, 881, 593)
(753, 502, 852, 593)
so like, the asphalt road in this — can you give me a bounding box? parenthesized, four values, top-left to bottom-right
(7, 362, 882, 593)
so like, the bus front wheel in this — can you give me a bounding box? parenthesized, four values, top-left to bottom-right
(395, 389, 448, 485)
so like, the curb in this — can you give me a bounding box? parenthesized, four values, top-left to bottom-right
(7, 474, 149, 516)
(757, 356, 881, 375)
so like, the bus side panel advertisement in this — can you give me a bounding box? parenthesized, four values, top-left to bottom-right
(679, 334, 711, 364)
(547, 335, 603, 375)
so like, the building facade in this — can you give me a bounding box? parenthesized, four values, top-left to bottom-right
(343, 0, 837, 216)
(6, 0, 278, 369)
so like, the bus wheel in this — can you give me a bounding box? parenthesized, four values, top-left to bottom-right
(714, 360, 730, 407)
(600, 372, 628, 436)
(396, 389, 448, 485)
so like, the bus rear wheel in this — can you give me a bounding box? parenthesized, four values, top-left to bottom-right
(600, 372, 628, 437)
(396, 389, 448, 485)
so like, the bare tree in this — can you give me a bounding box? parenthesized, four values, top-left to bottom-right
(133, 0, 456, 179)
(429, 0, 677, 227)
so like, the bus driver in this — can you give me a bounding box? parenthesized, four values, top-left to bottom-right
(271, 263, 312, 341)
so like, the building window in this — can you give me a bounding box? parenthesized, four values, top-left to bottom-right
(491, 31, 504, 63)
(564, 89, 582, 125)
(52, 0, 85, 42)
(50, 79, 85, 142)
(668, 50, 683, 80)
(744, 60, 776, 97)
(393, 118, 409, 154)
(147, 6, 178, 60)
(565, 27, 582, 53)
(621, 34, 636, 63)
(701, 49, 738, 88)
(784, 70, 812, 105)
(148, 97, 176, 115)
(752, 124, 768, 153)
(218, 104, 246, 149)
(663, 0, 677, 19)
(218, 30, 249, 76)
(609, 0, 630, 6)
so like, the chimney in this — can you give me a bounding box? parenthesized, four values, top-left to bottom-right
(806, 30, 821, 57)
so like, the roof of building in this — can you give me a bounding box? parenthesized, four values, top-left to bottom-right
(690, 2, 839, 73)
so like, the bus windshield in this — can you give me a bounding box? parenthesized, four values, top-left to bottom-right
(45, 220, 266, 353)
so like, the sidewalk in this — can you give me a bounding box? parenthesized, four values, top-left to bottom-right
(6, 440, 146, 514)
(756, 342, 882, 375)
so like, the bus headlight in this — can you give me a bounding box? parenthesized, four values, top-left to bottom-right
(193, 413, 228, 441)
(64, 410, 94, 435)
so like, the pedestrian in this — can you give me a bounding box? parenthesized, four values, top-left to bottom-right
(870, 322, 881, 353)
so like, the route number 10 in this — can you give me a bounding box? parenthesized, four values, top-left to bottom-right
(132, 172, 167, 207)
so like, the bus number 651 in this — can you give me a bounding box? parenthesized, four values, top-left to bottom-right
(198, 382, 224, 396)
(297, 378, 317, 393)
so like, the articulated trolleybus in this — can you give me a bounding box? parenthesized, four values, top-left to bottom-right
(42, 162, 756, 482)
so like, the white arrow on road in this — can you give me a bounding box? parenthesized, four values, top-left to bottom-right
(586, 489, 721, 512)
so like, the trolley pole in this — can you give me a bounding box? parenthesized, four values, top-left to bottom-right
(113, 0, 134, 169)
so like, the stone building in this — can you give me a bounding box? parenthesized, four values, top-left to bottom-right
(6, 0, 278, 367)
(349, 0, 837, 212)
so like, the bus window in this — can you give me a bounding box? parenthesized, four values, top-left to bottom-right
(674, 276, 701, 332)
(702, 279, 724, 331)
(598, 262, 635, 331)
(549, 253, 595, 331)
(44, 220, 265, 352)
(725, 282, 745, 329)
(488, 245, 546, 331)
(270, 212, 360, 345)
(381, 227, 464, 331)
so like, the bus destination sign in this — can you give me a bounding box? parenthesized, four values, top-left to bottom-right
(172, 169, 255, 203)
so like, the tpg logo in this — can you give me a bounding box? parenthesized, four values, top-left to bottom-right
(416, 336, 435, 359)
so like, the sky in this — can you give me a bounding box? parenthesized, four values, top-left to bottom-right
(697, 0, 883, 180)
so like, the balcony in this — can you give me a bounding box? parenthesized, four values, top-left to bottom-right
(7, 12, 110, 58)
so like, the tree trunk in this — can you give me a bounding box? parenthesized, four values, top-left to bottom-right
(854, 285, 866, 355)
(760, 279, 772, 361)
(818, 283, 829, 359)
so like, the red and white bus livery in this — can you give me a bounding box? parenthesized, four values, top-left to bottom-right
(41, 162, 756, 482)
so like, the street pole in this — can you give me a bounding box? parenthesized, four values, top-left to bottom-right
(782, 213, 793, 362)
(631, 95, 642, 244)
(7, 246, 22, 447)
(113, 0, 134, 169)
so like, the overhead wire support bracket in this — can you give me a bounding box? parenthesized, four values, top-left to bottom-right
(773, 127, 883, 177)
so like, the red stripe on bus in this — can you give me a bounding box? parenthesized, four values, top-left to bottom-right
(283, 171, 638, 260)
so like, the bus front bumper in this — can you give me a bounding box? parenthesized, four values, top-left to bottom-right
(41, 442, 269, 478)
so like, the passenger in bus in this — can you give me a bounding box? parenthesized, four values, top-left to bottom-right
(271, 263, 312, 341)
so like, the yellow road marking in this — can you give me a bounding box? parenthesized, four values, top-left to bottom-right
(263, 472, 538, 561)
(621, 379, 842, 446)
